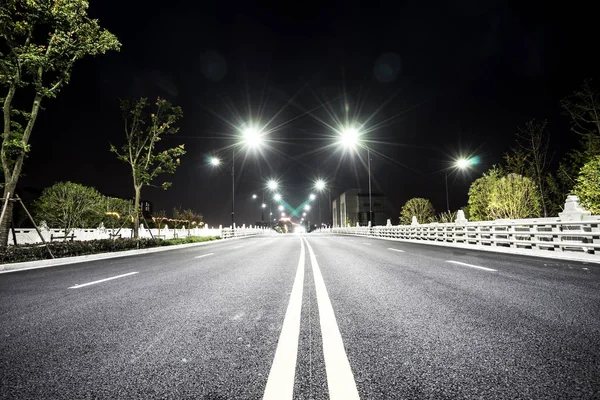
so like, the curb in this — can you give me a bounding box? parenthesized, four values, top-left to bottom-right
(0, 239, 224, 274)
(322, 233, 600, 265)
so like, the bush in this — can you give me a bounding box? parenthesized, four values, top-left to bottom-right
(0, 236, 219, 264)
(400, 198, 435, 225)
(162, 236, 219, 246)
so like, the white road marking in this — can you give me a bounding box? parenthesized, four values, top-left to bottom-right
(362, 243, 372, 246)
(263, 237, 306, 400)
(302, 237, 360, 400)
(232, 245, 244, 249)
(194, 253, 215, 259)
(446, 260, 497, 272)
(68, 272, 139, 289)
(388, 248, 405, 253)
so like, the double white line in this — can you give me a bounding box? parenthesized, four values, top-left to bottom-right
(263, 236, 360, 400)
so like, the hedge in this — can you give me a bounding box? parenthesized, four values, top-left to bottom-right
(0, 236, 220, 264)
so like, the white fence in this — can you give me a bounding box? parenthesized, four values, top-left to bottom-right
(321, 196, 600, 258)
(8, 223, 270, 245)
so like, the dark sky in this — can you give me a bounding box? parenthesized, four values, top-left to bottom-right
(19, 0, 600, 226)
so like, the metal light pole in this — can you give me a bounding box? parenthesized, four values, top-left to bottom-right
(231, 147, 235, 228)
(445, 171, 450, 212)
(367, 145, 372, 226)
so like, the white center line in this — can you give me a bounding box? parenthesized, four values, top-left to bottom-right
(388, 248, 405, 252)
(362, 243, 372, 246)
(263, 237, 306, 400)
(68, 272, 139, 289)
(194, 253, 215, 259)
(302, 236, 360, 400)
(446, 260, 497, 272)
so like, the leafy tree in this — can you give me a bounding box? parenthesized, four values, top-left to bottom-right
(102, 197, 133, 229)
(0, 0, 120, 246)
(111, 98, 185, 239)
(573, 155, 600, 214)
(505, 119, 552, 216)
(488, 174, 541, 219)
(561, 79, 600, 162)
(467, 166, 503, 221)
(34, 182, 104, 237)
(436, 210, 457, 223)
(180, 208, 203, 235)
(400, 197, 435, 225)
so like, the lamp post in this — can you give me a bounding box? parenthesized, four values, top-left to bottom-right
(209, 124, 264, 228)
(339, 126, 373, 226)
(445, 157, 473, 211)
(314, 179, 331, 227)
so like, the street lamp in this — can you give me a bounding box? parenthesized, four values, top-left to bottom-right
(252, 194, 257, 199)
(209, 124, 265, 229)
(309, 193, 316, 201)
(304, 204, 311, 211)
(274, 193, 282, 201)
(314, 179, 331, 227)
(445, 157, 474, 211)
(339, 125, 373, 226)
(278, 205, 284, 212)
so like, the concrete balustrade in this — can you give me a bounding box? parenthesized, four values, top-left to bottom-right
(7, 224, 270, 244)
(319, 196, 600, 259)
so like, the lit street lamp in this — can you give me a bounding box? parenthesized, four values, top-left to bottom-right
(208, 124, 264, 228)
(445, 157, 475, 211)
(314, 179, 331, 227)
(309, 193, 316, 200)
(339, 125, 373, 225)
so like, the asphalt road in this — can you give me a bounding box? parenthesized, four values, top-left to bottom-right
(1, 234, 599, 399)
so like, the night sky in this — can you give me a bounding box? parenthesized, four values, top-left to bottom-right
(19, 0, 600, 226)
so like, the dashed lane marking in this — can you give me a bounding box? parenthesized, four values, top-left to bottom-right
(68, 272, 139, 289)
(446, 260, 497, 272)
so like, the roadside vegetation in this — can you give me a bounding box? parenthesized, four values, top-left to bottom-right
(0, 236, 220, 264)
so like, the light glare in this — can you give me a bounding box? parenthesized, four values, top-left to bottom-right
(210, 157, 221, 166)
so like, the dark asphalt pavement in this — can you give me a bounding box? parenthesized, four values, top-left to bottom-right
(1, 234, 599, 399)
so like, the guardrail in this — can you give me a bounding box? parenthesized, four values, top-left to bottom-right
(319, 196, 600, 258)
(220, 227, 272, 239)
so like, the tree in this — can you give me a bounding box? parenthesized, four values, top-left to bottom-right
(180, 208, 203, 236)
(34, 181, 104, 237)
(561, 79, 600, 162)
(488, 174, 541, 219)
(467, 167, 503, 221)
(573, 155, 600, 214)
(505, 119, 551, 216)
(0, 0, 120, 246)
(436, 210, 457, 223)
(111, 98, 185, 239)
(102, 196, 133, 230)
(400, 198, 435, 225)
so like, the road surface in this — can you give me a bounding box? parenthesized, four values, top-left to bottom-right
(1, 234, 599, 399)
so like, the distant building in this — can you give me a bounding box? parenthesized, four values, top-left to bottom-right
(332, 189, 392, 227)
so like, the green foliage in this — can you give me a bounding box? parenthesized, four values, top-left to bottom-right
(467, 166, 503, 221)
(1, 0, 119, 245)
(111, 97, 185, 191)
(504, 119, 551, 216)
(162, 236, 218, 246)
(400, 197, 435, 225)
(488, 174, 542, 219)
(573, 155, 600, 214)
(102, 196, 133, 229)
(436, 210, 457, 223)
(34, 181, 104, 235)
(0, 238, 162, 264)
(111, 97, 185, 238)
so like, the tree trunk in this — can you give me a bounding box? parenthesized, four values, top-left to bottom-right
(133, 185, 141, 239)
(0, 92, 44, 246)
(0, 193, 15, 248)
